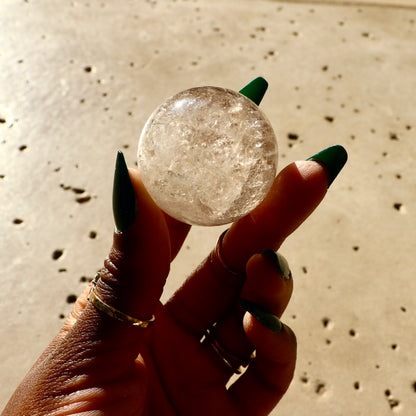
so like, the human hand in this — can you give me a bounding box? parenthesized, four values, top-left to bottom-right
(2, 145, 347, 416)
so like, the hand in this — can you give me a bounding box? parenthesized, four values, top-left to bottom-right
(2, 145, 347, 416)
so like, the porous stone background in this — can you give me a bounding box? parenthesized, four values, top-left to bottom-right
(1, 0, 415, 414)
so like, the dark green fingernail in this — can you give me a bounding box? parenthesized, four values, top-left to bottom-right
(261, 250, 292, 280)
(240, 298, 283, 333)
(306, 145, 348, 188)
(113, 151, 137, 232)
(239, 77, 268, 105)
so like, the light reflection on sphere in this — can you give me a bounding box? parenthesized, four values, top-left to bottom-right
(137, 86, 278, 226)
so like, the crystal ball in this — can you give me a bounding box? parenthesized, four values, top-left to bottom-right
(137, 86, 278, 226)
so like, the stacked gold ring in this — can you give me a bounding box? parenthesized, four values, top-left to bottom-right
(88, 273, 155, 329)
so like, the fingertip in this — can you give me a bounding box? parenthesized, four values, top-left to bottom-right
(242, 251, 293, 318)
(306, 144, 348, 188)
(243, 312, 297, 363)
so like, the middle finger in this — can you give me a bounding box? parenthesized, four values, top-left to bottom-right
(203, 251, 293, 377)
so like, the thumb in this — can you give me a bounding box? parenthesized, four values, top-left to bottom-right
(99, 151, 171, 318)
(62, 151, 171, 357)
(2, 152, 172, 414)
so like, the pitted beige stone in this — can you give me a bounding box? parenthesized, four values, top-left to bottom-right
(1, 0, 415, 415)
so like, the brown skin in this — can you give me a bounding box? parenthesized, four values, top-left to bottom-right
(2, 160, 328, 416)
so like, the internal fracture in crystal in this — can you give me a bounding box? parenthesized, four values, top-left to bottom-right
(137, 86, 278, 226)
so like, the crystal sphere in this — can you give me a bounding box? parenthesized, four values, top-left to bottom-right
(137, 86, 278, 226)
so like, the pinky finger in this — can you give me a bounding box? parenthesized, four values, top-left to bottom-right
(228, 302, 297, 416)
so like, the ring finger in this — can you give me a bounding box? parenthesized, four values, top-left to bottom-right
(201, 250, 293, 377)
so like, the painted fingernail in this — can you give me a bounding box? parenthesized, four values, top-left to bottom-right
(261, 250, 292, 280)
(306, 145, 348, 188)
(240, 298, 283, 333)
(239, 77, 268, 105)
(113, 151, 137, 232)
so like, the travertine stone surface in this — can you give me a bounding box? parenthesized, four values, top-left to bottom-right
(1, 0, 415, 414)
(138, 86, 277, 225)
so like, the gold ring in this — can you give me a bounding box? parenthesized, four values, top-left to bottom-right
(202, 324, 255, 374)
(88, 273, 155, 329)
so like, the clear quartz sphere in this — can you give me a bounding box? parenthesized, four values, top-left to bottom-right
(137, 86, 278, 226)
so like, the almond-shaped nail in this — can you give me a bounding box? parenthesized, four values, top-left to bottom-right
(113, 151, 137, 232)
(239, 77, 268, 105)
(261, 250, 292, 280)
(240, 298, 283, 333)
(306, 145, 348, 188)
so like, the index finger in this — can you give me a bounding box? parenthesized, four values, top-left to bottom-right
(222, 160, 327, 272)
(166, 146, 347, 336)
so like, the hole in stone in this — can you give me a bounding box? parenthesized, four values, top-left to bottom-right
(58, 268, 67, 273)
(393, 203, 402, 211)
(391, 344, 398, 350)
(0, 118, 6, 124)
(389, 132, 399, 141)
(19, 145, 27, 151)
(89, 230, 97, 239)
(388, 398, 400, 409)
(52, 249, 64, 260)
(322, 317, 331, 328)
(71, 187, 85, 194)
(300, 375, 309, 384)
(326, 338, 332, 345)
(385, 389, 391, 397)
(324, 116, 334, 122)
(412, 381, 416, 392)
(76, 195, 91, 204)
(315, 382, 326, 395)
(349, 329, 357, 337)
(400, 306, 407, 312)
(59, 313, 65, 319)
(287, 133, 299, 140)
(84, 66, 93, 73)
(13, 218, 23, 225)
(354, 381, 360, 390)
(302, 266, 308, 274)
(322, 65, 328, 71)
(353, 246, 360, 251)
(66, 294, 77, 304)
